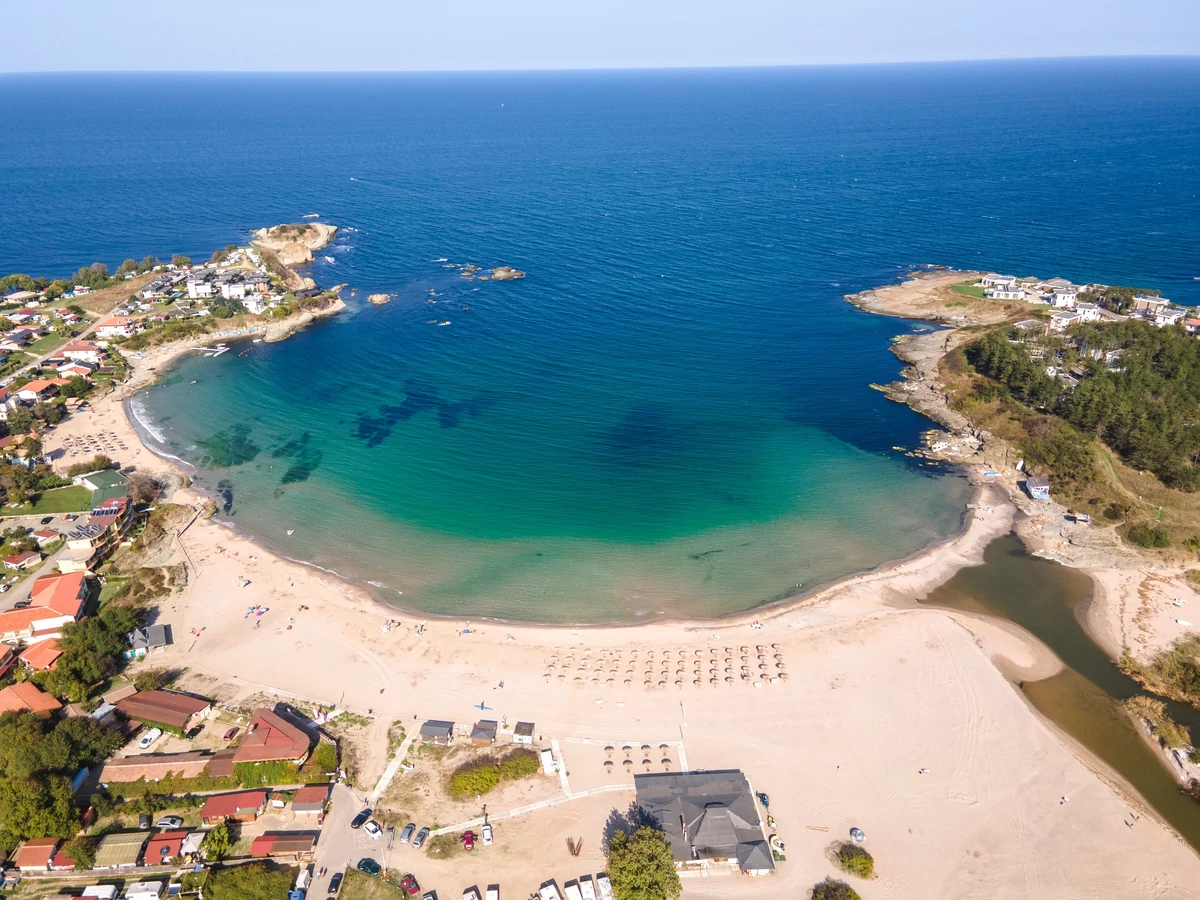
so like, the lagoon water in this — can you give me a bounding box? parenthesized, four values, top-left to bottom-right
(3, 61, 1200, 620)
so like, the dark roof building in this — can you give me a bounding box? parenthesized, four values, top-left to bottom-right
(292, 784, 331, 815)
(115, 689, 211, 732)
(200, 790, 268, 824)
(419, 719, 455, 745)
(470, 719, 498, 744)
(512, 721, 535, 744)
(232, 708, 312, 764)
(99, 751, 213, 783)
(634, 770, 774, 877)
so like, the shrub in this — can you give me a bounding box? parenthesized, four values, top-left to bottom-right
(447, 748, 541, 799)
(106, 772, 238, 798)
(1187, 570, 1200, 589)
(61, 835, 96, 870)
(835, 842, 875, 878)
(425, 832, 463, 859)
(201, 822, 232, 861)
(812, 879, 862, 900)
(234, 759, 299, 788)
(1127, 524, 1171, 549)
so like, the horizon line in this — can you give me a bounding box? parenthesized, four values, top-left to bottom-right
(3, 53, 1199, 77)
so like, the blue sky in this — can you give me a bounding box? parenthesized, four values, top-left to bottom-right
(3, 0, 1198, 71)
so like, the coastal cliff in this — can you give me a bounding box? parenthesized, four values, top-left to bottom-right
(263, 296, 346, 343)
(252, 222, 338, 266)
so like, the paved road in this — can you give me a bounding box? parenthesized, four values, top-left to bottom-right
(310, 783, 384, 896)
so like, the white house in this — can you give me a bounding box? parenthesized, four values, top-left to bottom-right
(243, 296, 267, 315)
(186, 276, 214, 299)
(1155, 308, 1187, 328)
(94, 317, 143, 339)
(980, 274, 1017, 288)
(1076, 303, 1103, 323)
(985, 286, 1025, 300)
(220, 280, 247, 300)
(1133, 295, 1169, 313)
(1050, 310, 1084, 331)
(1050, 289, 1078, 309)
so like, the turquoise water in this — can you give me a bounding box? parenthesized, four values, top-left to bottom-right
(6, 62, 1200, 620)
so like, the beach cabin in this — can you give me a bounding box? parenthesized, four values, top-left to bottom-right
(419, 719, 455, 745)
(470, 719, 499, 745)
(513, 721, 536, 744)
(1025, 476, 1051, 501)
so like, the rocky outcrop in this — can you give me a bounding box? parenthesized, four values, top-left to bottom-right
(252, 223, 338, 266)
(263, 296, 346, 343)
(490, 266, 525, 281)
(368, 293, 392, 305)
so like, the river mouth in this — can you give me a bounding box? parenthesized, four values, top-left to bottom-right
(921, 533, 1200, 851)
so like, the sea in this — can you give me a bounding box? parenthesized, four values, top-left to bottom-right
(3, 60, 1199, 622)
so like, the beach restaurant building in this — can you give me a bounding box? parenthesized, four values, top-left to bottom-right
(115, 689, 212, 733)
(634, 770, 775, 878)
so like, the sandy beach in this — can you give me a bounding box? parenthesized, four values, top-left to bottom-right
(35, 299, 1200, 897)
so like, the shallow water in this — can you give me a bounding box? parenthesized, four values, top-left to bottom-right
(923, 534, 1200, 850)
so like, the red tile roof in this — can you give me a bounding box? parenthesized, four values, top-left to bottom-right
(145, 831, 189, 863)
(200, 790, 266, 820)
(19, 638, 63, 672)
(115, 690, 211, 730)
(31, 571, 87, 617)
(14, 837, 59, 869)
(232, 708, 311, 763)
(0, 681, 63, 714)
(292, 784, 330, 809)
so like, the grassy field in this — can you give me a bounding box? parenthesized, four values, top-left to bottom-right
(340, 870, 409, 900)
(950, 280, 987, 299)
(0, 484, 91, 517)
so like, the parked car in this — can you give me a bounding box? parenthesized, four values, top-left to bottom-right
(138, 813, 152, 830)
(363, 820, 382, 840)
(0, 584, 10, 593)
(328, 872, 343, 895)
(350, 809, 372, 829)
(222, 726, 239, 741)
(412, 827, 430, 849)
(138, 727, 162, 750)
(400, 874, 420, 896)
(357, 858, 382, 877)
(40, 516, 54, 525)
(399, 822, 416, 844)
(11, 597, 28, 607)
(481, 823, 493, 846)
(155, 816, 183, 829)
(461, 830, 476, 851)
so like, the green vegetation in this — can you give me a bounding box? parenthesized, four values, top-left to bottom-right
(42, 605, 140, 703)
(0, 712, 124, 851)
(447, 748, 540, 799)
(0, 484, 90, 518)
(812, 879, 862, 900)
(951, 281, 987, 299)
(1122, 696, 1192, 749)
(1079, 285, 1160, 315)
(104, 771, 239, 799)
(206, 861, 294, 900)
(1187, 570, 1200, 590)
(834, 842, 875, 878)
(61, 835, 97, 870)
(606, 826, 681, 900)
(424, 831, 463, 859)
(340, 869, 410, 900)
(1120, 637, 1200, 710)
(121, 319, 212, 350)
(1126, 524, 1171, 548)
(970, 322, 1200, 491)
(66, 455, 113, 477)
(201, 821, 232, 861)
(234, 759, 299, 788)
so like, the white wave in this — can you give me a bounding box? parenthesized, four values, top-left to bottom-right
(128, 397, 167, 444)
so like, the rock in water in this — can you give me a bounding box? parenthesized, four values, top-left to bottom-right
(490, 266, 525, 280)
(368, 293, 392, 305)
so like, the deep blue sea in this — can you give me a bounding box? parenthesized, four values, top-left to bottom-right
(2, 60, 1198, 621)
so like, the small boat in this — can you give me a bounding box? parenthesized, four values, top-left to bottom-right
(287, 529, 295, 536)
(303, 213, 320, 218)
(189, 380, 197, 385)
(438, 321, 451, 326)
(253, 339, 263, 343)
(324, 256, 336, 264)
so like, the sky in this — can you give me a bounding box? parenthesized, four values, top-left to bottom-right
(3, 0, 1199, 72)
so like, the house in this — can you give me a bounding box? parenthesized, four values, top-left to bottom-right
(250, 832, 318, 860)
(115, 689, 212, 733)
(219, 280, 247, 301)
(1074, 302, 1103, 323)
(186, 275, 214, 299)
(1133, 295, 1170, 313)
(418, 719, 455, 745)
(12, 837, 60, 872)
(230, 707, 312, 764)
(512, 721, 535, 744)
(291, 784, 330, 821)
(1050, 288, 1078, 308)
(243, 295, 267, 315)
(126, 624, 171, 658)
(102, 682, 139, 705)
(94, 317, 143, 339)
(634, 770, 774, 877)
(19, 637, 63, 672)
(2, 290, 40, 304)
(32, 530, 60, 547)
(98, 751, 213, 783)
(470, 719, 498, 745)
(1050, 310, 1083, 332)
(58, 360, 99, 378)
(0, 572, 87, 642)
(979, 274, 1017, 288)
(15, 378, 65, 403)
(985, 285, 1025, 300)
(200, 790, 268, 825)
(0, 388, 21, 420)
(1026, 476, 1051, 500)
(144, 831, 189, 866)
(1155, 308, 1187, 328)
(4, 550, 42, 570)
(92, 831, 149, 869)
(73, 469, 129, 492)
(49, 845, 79, 871)
(0, 681, 62, 716)
(1013, 319, 1043, 331)
(62, 340, 106, 364)
(0, 645, 15, 678)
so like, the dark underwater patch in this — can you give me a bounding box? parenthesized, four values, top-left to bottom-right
(353, 379, 496, 446)
(270, 431, 324, 484)
(198, 423, 261, 468)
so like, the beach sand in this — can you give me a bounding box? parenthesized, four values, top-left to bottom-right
(44, 338, 1200, 897)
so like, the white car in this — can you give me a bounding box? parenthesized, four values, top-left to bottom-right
(363, 820, 383, 840)
(481, 823, 493, 846)
(138, 728, 162, 750)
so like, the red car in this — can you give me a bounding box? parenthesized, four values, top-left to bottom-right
(400, 874, 420, 896)
(461, 830, 476, 851)
(222, 727, 239, 741)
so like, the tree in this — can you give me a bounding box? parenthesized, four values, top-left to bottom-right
(206, 862, 292, 900)
(201, 821, 232, 860)
(6, 407, 34, 435)
(67, 454, 111, 477)
(172, 255, 192, 267)
(61, 835, 96, 870)
(60, 375, 93, 399)
(835, 842, 875, 878)
(812, 879, 861, 900)
(606, 826, 681, 900)
(117, 259, 140, 276)
(0, 774, 80, 851)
